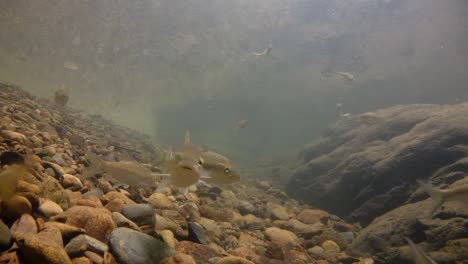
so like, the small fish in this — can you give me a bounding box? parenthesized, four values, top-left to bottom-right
(336, 103, 351, 118)
(200, 151, 241, 185)
(405, 237, 438, 264)
(81, 152, 157, 188)
(337, 71, 355, 82)
(236, 119, 249, 129)
(157, 130, 208, 191)
(54, 86, 69, 107)
(252, 43, 272, 58)
(0, 164, 26, 201)
(418, 180, 468, 216)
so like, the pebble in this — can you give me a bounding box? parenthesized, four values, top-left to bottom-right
(44, 222, 86, 241)
(322, 240, 340, 254)
(271, 206, 290, 221)
(16, 232, 72, 264)
(297, 209, 329, 225)
(264, 227, 299, 246)
(11, 214, 38, 235)
(57, 206, 116, 243)
(147, 193, 172, 209)
(2, 195, 32, 222)
(216, 256, 256, 264)
(0, 220, 13, 250)
(109, 228, 173, 264)
(38, 198, 64, 218)
(62, 174, 84, 191)
(159, 230, 176, 248)
(188, 222, 209, 245)
(112, 212, 141, 231)
(160, 253, 196, 264)
(65, 234, 109, 258)
(121, 204, 155, 226)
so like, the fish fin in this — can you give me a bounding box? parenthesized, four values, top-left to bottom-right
(197, 180, 211, 188)
(80, 152, 104, 179)
(199, 170, 212, 179)
(418, 180, 445, 216)
(184, 129, 191, 145)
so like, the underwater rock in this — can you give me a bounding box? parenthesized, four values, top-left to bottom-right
(264, 227, 299, 247)
(55, 206, 116, 243)
(1, 195, 32, 223)
(64, 234, 109, 258)
(147, 193, 172, 209)
(121, 204, 155, 226)
(188, 222, 209, 245)
(175, 241, 223, 263)
(43, 222, 86, 241)
(159, 253, 196, 264)
(109, 228, 173, 264)
(111, 212, 141, 231)
(11, 214, 38, 236)
(38, 198, 64, 218)
(287, 103, 468, 224)
(16, 231, 72, 264)
(349, 187, 468, 264)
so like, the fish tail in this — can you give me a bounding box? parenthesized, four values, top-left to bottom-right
(80, 152, 104, 179)
(418, 180, 445, 216)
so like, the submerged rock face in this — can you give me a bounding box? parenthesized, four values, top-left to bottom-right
(349, 178, 468, 264)
(287, 103, 468, 224)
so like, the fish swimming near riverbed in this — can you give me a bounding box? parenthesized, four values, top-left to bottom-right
(200, 151, 241, 185)
(405, 237, 438, 264)
(81, 152, 157, 188)
(418, 180, 468, 216)
(156, 130, 210, 192)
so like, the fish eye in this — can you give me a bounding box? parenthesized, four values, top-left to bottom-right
(224, 167, 230, 174)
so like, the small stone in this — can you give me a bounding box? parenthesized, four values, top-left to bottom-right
(242, 214, 265, 230)
(188, 222, 209, 245)
(178, 203, 201, 223)
(1, 130, 27, 143)
(63, 174, 83, 191)
(44, 222, 86, 241)
(215, 256, 255, 264)
(322, 240, 340, 254)
(271, 206, 289, 221)
(175, 241, 223, 263)
(11, 214, 37, 235)
(121, 204, 154, 226)
(55, 206, 115, 243)
(159, 230, 176, 248)
(200, 206, 233, 222)
(38, 198, 64, 218)
(111, 212, 141, 231)
(40, 176, 70, 210)
(84, 251, 103, 264)
(147, 193, 172, 209)
(72, 257, 92, 264)
(109, 228, 173, 264)
(155, 214, 185, 238)
(16, 180, 41, 194)
(297, 209, 329, 225)
(160, 253, 196, 264)
(339, 232, 355, 243)
(264, 227, 299, 246)
(65, 234, 109, 258)
(16, 232, 72, 264)
(0, 251, 20, 263)
(307, 246, 325, 256)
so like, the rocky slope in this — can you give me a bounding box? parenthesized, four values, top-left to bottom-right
(287, 104, 468, 225)
(0, 83, 374, 264)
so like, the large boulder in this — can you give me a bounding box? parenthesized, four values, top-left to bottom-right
(287, 103, 468, 224)
(348, 178, 468, 264)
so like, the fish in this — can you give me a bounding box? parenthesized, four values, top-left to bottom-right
(157, 130, 209, 191)
(418, 180, 468, 216)
(0, 164, 26, 201)
(336, 103, 351, 118)
(200, 151, 241, 185)
(236, 119, 249, 129)
(81, 152, 157, 188)
(337, 71, 355, 82)
(252, 43, 272, 58)
(405, 237, 438, 264)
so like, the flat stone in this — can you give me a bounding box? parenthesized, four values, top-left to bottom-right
(109, 228, 173, 264)
(121, 204, 154, 226)
(65, 234, 109, 258)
